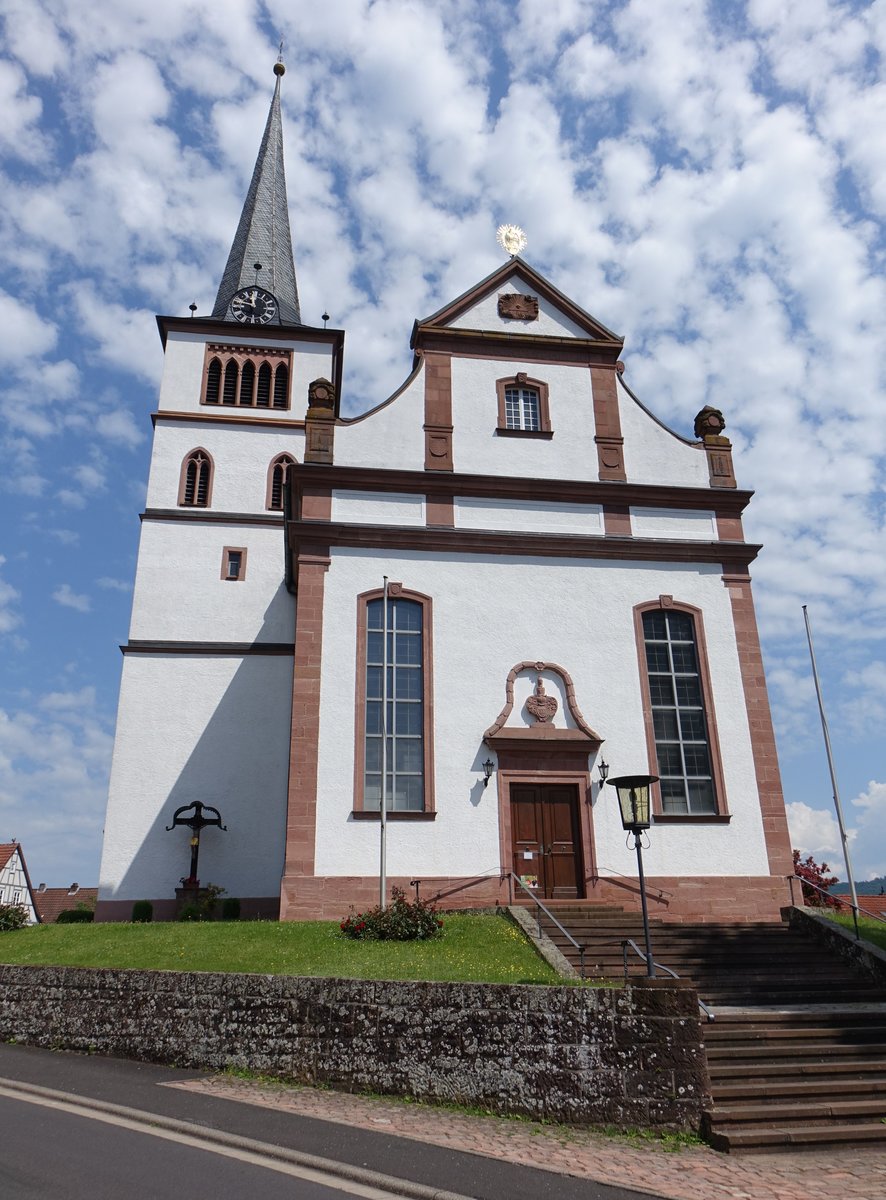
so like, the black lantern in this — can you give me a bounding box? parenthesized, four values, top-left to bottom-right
(610, 774, 656, 832)
(482, 758, 494, 789)
(606, 774, 659, 977)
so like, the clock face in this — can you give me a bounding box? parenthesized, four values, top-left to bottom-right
(230, 287, 278, 324)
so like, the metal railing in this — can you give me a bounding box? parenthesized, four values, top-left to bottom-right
(787, 874, 886, 941)
(621, 938, 715, 1023)
(502, 872, 588, 980)
(408, 869, 505, 906)
(588, 865, 673, 904)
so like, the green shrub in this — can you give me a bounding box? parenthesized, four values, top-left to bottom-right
(131, 900, 153, 923)
(0, 904, 28, 932)
(340, 886, 443, 941)
(177, 883, 225, 922)
(221, 897, 241, 921)
(56, 907, 94, 924)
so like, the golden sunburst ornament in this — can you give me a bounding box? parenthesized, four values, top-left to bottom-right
(496, 224, 527, 257)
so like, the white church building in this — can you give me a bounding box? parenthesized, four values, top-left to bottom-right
(97, 64, 793, 922)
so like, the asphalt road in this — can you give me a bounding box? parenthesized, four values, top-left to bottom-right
(0, 1043, 668, 1200)
(0, 1093, 399, 1200)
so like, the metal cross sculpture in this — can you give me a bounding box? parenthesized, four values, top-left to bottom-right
(165, 801, 227, 887)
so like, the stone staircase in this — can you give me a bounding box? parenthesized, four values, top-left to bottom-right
(529, 902, 886, 1151)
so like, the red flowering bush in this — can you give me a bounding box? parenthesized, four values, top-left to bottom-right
(339, 886, 443, 941)
(793, 849, 840, 908)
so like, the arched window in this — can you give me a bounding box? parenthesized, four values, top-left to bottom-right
(222, 360, 238, 405)
(179, 449, 213, 508)
(273, 363, 289, 409)
(355, 588, 434, 814)
(201, 345, 292, 410)
(256, 361, 272, 407)
(635, 600, 727, 818)
(240, 359, 256, 407)
(267, 453, 295, 511)
(205, 358, 221, 405)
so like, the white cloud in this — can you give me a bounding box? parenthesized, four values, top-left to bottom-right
(0, 557, 22, 635)
(95, 408, 146, 448)
(52, 584, 91, 613)
(786, 800, 848, 865)
(0, 693, 112, 885)
(96, 577, 132, 592)
(851, 780, 886, 878)
(0, 291, 57, 363)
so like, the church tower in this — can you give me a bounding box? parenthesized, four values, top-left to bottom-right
(97, 62, 342, 919)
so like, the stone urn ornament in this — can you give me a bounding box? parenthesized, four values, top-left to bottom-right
(526, 676, 558, 724)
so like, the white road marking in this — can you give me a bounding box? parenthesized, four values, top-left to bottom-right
(0, 1084, 407, 1199)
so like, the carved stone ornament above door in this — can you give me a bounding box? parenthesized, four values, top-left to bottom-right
(484, 661, 602, 749)
(526, 676, 558, 723)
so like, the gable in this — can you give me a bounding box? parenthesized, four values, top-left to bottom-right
(412, 257, 623, 347)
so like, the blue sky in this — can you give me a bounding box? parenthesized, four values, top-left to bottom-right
(1, 0, 885, 888)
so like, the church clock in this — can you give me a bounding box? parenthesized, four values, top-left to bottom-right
(230, 286, 279, 324)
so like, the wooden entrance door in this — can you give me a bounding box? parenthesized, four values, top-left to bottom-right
(510, 784, 582, 899)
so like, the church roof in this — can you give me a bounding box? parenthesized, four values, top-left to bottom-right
(211, 63, 301, 325)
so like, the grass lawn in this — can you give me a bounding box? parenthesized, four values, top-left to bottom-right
(827, 911, 886, 953)
(0, 913, 562, 984)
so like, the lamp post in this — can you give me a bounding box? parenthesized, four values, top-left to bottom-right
(606, 774, 658, 978)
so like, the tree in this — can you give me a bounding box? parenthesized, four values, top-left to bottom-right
(793, 849, 840, 908)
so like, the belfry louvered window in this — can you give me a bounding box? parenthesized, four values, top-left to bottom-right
(180, 450, 212, 507)
(201, 345, 292, 410)
(267, 454, 295, 510)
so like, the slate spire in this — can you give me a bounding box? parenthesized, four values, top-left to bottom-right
(212, 59, 301, 324)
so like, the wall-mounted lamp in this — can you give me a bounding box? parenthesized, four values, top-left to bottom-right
(597, 758, 610, 784)
(482, 758, 494, 788)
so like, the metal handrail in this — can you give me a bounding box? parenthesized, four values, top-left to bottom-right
(503, 872, 587, 980)
(588, 865, 673, 903)
(787, 873, 886, 940)
(408, 869, 504, 906)
(621, 938, 715, 1022)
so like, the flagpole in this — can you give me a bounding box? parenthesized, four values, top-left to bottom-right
(802, 605, 859, 921)
(380, 576, 389, 909)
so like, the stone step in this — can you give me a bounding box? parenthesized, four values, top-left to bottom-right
(705, 1065, 886, 1084)
(707, 1120, 886, 1152)
(709, 1098, 886, 1126)
(705, 1040, 886, 1061)
(712, 1078, 886, 1103)
(705, 1025, 886, 1045)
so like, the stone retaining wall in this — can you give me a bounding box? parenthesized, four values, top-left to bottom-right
(0, 965, 710, 1130)
(787, 905, 886, 985)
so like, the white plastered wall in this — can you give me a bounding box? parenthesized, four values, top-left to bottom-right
(146, 422, 305, 512)
(335, 366, 426, 470)
(450, 357, 597, 480)
(312, 548, 769, 883)
(129, 521, 293, 644)
(618, 386, 710, 487)
(158, 330, 334, 418)
(99, 654, 292, 901)
(456, 497, 604, 536)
